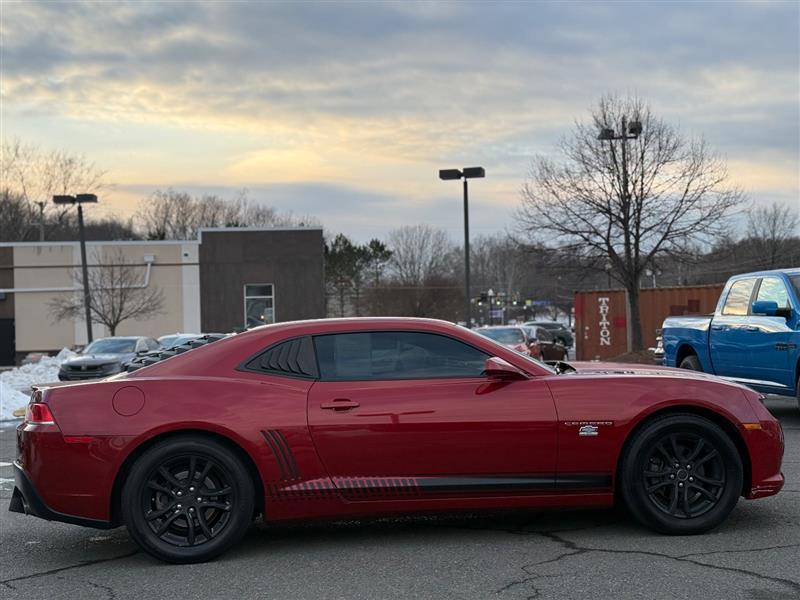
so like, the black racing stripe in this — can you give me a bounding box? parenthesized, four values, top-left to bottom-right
(335, 474, 613, 497)
(417, 475, 556, 493)
(556, 474, 613, 490)
(260, 430, 289, 480)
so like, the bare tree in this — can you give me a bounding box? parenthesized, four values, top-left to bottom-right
(387, 225, 453, 285)
(381, 225, 461, 317)
(1, 138, 109, 240)
(49, 250, 165, 336)
(745, 202, 800, 269)
(518, 95, 744, 350)
(138, 188, 311, 240)
(0, 189, 37, 242)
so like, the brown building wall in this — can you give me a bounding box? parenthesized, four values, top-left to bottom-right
(0, 247, 14, 319)
(199, 229, 325, 333)
(575, 284, 724, 361)
(0, 247, 15, 364)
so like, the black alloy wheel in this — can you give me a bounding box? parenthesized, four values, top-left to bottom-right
(143, 455, 233, 547)
(620, 414, 742, 535)
(642, 433, 725, 519)
(122, 436, 254, 563)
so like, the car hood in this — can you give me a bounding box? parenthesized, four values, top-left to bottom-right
(568, 361, 678, 375)
(61, 353, 134, 367)
(565, 361, 746, 388)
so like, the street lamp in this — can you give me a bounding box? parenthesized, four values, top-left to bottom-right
(53, 194, 98, 343)
(439, 166, 485, 328)
(597, 119, 642, 141)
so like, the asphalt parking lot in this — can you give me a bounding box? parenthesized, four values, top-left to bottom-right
(0, 396, 797, 600)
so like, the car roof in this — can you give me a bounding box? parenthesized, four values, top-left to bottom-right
(730, 268, 800, 280)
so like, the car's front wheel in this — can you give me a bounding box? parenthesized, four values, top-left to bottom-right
(121, 435, 255, 563)
(620, 414, 742, 535)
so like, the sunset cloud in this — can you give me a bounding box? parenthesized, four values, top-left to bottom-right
(3, 0, 797, 240)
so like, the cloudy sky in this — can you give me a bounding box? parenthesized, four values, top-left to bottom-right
(3, 0, 798, 241)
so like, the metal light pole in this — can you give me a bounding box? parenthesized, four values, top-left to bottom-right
(53, 194, 98, 343)
(439, 166, 485, 328)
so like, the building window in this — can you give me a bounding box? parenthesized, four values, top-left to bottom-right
(244, 284, 275, 328)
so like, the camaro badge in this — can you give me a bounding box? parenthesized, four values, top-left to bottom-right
(564, 421, 612, 436)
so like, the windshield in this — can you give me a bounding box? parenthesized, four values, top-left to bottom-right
(477, 328, 525, 345)
(83, 338, 137, 354)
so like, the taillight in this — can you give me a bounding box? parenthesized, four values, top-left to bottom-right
(25, 402, 56, 425)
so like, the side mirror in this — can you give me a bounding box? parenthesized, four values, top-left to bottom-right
(751, 300, 792, 319)
(484, 357, 528, 381)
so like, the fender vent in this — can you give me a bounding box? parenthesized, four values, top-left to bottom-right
(260, 430, 300, 481)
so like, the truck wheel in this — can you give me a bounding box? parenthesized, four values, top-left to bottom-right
(679, 355, 702, 371)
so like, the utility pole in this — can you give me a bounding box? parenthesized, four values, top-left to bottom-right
(53, 194, 98, 343)
(439, 166, 485, 328)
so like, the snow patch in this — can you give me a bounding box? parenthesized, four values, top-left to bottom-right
(0, 348, 76, 421)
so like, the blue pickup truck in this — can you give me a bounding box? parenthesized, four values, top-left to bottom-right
(662, 268, 800, 406)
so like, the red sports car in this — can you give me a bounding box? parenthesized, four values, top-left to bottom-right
(10, 318, 784, 563)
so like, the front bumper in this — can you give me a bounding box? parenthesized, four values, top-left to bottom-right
(9, 460, 113, 529)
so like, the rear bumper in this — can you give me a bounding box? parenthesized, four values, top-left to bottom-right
(9, 460, 113, 529)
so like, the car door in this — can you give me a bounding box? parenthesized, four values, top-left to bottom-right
(747, 276, 796, 389)
(709, 278, 757, 379)
(307, 330, 558, 499)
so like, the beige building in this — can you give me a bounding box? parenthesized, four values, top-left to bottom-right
(0, 228, 325, 364)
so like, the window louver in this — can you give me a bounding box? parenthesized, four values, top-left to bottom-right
(242, 336, 318, 379)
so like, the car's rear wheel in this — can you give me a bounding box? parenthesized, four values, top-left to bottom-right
(121, 436, 254, 563)
(679, 354, 702, 371)
(620, 414, 742, 535)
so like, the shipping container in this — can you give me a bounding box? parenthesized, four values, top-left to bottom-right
(574, 284, 724, 361)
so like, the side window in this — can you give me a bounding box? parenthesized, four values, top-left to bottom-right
(314, 331, 489, 381)
(756, 277, 791, 309)
(536, 328, 553, 342)
(722, 279, 757, 316)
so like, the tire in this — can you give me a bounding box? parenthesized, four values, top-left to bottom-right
(796, 375, 800, 412)
(679, 354, 702, 371)
(121, 435, 255, 563)
(620, 414, 742, 535)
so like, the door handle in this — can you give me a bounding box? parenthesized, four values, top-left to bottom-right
(742, 326, 759, 332)
(710, 325, 727, 331)
(320, 399, 360, 411)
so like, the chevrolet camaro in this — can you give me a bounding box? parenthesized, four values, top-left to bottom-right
(10, 318, 784, 563)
